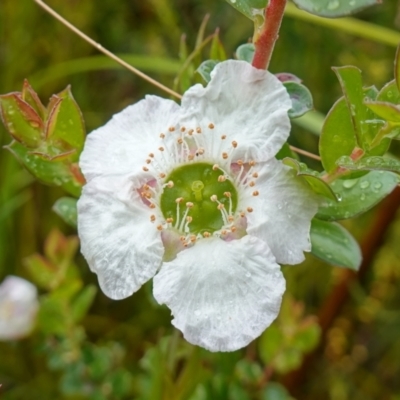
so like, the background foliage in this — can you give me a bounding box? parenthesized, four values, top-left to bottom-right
(1, 0, 400, 399)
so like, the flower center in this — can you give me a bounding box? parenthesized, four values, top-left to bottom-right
(160, 162, 238, 235)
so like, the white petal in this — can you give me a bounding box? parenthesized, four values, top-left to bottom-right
(80, 95, 181, 182)
(77, 175, 164, 299)
(181, 60, 291, 162)
(245, 159, 319, 265)
(153, 235, 285, 352)
(0, 276, 39, 340)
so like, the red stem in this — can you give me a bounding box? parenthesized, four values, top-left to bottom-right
(252, 0, 287, 70)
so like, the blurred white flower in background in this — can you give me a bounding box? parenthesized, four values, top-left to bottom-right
(0, 276, 39, 340)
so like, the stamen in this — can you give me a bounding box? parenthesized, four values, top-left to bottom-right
(252, 191, 259, 196)
(160, 133, 165, 139)
(222, 152, 228, 159)
(232, 141, 238, 148)
(252, 172, 258, 178)
(159, 173, 166, 178)
(166, 180, 174, 188)
(188, 129, 194, 135)
(150, 215, 156, 222)
(142, 166, 149, 172)
(159, 146, 164, 151)
(146, 159, 151, 164)
(203, 232, 211, 238)
(231, 226, 237, 232)
(249, 181, 255, 187)
(196, 127, 202, 133)
(213, 164, 220, 171)
(169, 126, 175, 132)
(180, 127, 186, 132)
(157, 225, 163, 230)
(247, 207, 253, 213)
(166, 217, 174, 224)
(221, 135, 226, 140)
(149, 203, 156, 209)
(149, 153, 154, 158)
(208, 123, 215, 129)
(218, 175, 226, 182)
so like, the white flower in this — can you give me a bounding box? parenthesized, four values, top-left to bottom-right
(78, 60, 318, 352)
(0, 276, 39, 340)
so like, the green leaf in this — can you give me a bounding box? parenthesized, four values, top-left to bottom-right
(292, 323, 321, 353)
(53, 197, 78, 228)
(23, 254, 60, 290)
(319, 96, 390, 174)
(276, 143, 298, 160)
(71, 285, 97, 323)
(282, 158, 337, 200)
(337, 155, 400, 174)
(377, 80, 400, 104)
(224, 0, 267, 20)
(236, 43, 255, 63)
(364, 101, 400, 123)
(283, 81, 313, 118)
(197, 60, 219, 83)
(45, 86, 86, 159)
(22, 79, 46, 119)
(310, 218, 362, 270)
(0, 93, 44, 147)
(262, 383, 294, 400)
(333, 66, 366, 147)
(396, 44, 400, 92)
(292, 0, 380, 18)
(316, 171, 398, 221)
(258, 324, 284, 364)
(6, 141, 83, 197)
(210, 34, 227, 61)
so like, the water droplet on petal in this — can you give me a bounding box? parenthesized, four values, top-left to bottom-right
(360, 193, 366, 201)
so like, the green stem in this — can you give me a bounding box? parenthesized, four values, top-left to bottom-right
(252, 0, 287, 70)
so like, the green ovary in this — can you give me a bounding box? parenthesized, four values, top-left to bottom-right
(160, 162, 238, 234)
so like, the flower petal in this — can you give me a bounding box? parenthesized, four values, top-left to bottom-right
(153, 235, 285, 352)
(245, 159, 319, 265)
(80, 95, 181, 182)
(181, 60, 291, 162)
(77, 176, 164, 299)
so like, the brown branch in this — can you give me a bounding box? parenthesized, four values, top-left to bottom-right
(282, 186, 400, 396)
(252, 0, 287, 70)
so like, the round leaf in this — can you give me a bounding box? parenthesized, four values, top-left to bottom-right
(310, 218, 362, 270)
(292, 0, 380, 18)
(283, 81, 313, 118)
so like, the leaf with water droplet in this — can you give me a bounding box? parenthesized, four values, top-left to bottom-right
(320, 92, 390, 175)
(337, 155, 400, 175)
(46, 86, 85, 161)
(224, 0, 267, 20)
(310, 219, 362, 270)
(6, 140, 83, 197)
(316, 171, 398, 221)
(292, 0, 380, 18)
(53, 197, 78, 228)
(283, 158, 337, 200)
(0, 92, 44, 148)
(283, 81, 313, 119)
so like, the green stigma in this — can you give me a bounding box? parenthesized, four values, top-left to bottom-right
(160, 162, 238, 234)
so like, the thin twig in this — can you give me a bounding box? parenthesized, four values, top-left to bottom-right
(289, 145, 321, 161)
(33, 0, 182, 100)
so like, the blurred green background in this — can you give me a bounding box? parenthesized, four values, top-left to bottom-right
(1, 0, 400, 399)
